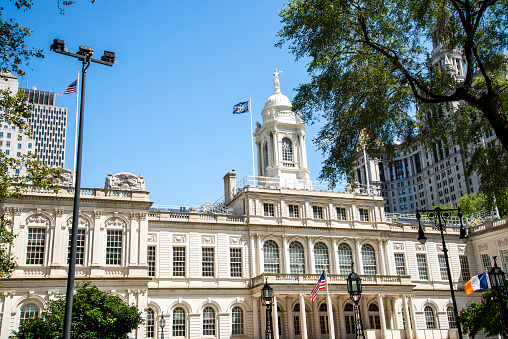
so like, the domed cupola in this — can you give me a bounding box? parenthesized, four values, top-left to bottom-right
(253, 70, 310, 182)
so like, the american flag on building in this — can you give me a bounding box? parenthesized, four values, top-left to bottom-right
(310, 271, 326, 301)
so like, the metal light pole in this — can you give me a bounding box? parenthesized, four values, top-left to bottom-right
(488, 256, 508, 339)
(347, 263, 364, 339)
(160, 313, 166, 339)
(50, 39, 116, 339)
(262, 278, 274, 339)
(416, 207, 468, 339)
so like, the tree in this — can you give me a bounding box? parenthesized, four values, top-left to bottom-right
(458, 302, 485, 339)
(276, 0, 508, 192)
(11, 282, 144, 339)
(457, 192, 488, 215)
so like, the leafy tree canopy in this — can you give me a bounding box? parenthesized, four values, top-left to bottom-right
(277, 0, 508, 198)
(11, 282, 144, 339)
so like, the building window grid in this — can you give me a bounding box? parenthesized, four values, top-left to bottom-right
(19, 303, 39, 324)
(264, 203, 275, 217)
(106, 230, 122, 265)
(424, 306, 437, 329)
(337, 207, 347, 220)
(338, 243, 353, 275)
(313, 206, 323, 219)
(417, 254, 429, 280)
(447, 306, 457, 329)
(68, 229, 85, 265)
(394, 253, 406, 275)
(202, 307, 216, 336)
(438, 255, 450, 280)
(501, 250, 508, 277)
(230, 248, 242, 277)
(361, 244, 377, 275)
(26, 228, 45, 265)
(314, 242, 330, 274)
(147, 246, 156, 277)
(288, 204, 299, 218)
(231, 306, 244, 335)
(173, 246, 186, 277)
(202, 248, 215, 277)
(172, 307, 186, 337)
(263, 240, 280, 273)
(282, 137, 293, 162)
(481, 253, 492, 272)
(146, 308, 155, 338)
(368, 304, 381, 329)
(359, 208, 369, 221)
(289, 241, 305, 274)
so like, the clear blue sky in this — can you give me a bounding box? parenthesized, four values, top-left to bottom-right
(7, 0, 330, 207)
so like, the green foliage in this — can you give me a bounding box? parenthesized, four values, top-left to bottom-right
(458, 285, 508, 338)
(457, 193, 488, 215)
(11, 282, 144, 339)
(277, 0, 508, 194)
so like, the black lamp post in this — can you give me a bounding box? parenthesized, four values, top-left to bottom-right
(50, 39, 116, 339)
(488, 256, 508, 339)
(347, 263, 365, 339)
(261, 278, 274, 339)
(160, 313, 166, 339)
(416, 207, 468, 339)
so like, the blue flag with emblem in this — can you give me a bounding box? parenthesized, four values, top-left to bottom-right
(233, 101, 249, 114)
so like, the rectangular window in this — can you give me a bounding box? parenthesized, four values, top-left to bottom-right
(313, 206, 323, 219)
(394, 253, 406, 275)
(68, 229, 85, 265)
(359, 208, 369, 221)
(459, 255, 471, 281)
(230, 248, 242, 277)
(173, 246, 185, 277)
(264, 203, 274, 217)
(106, 230, 122, 265)
(288, 204, 299, 218)
(439, 255, 449, 280)
(481, 253, 492, 272)
(319, 315, 329, 334)
(202, 247, 215, 277)
(293, 315, 301, 335)
(148, 246, 156, 277)
(26, 228, 45, 265)
(336, 207, 347, 220)
(417, 254, 429, 280)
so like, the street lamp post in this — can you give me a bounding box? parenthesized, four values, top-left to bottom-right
(50, 39, 116, 339)
(488, 256, 508, 339)
(262, 278, 274, 339)
(416, 207, 468, 339)
(347, 263, 365, 339)
(160, 313, 166, 339)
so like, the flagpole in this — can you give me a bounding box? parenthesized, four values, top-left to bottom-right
(249, 95, 256, 184)
(324, 270, 336, 338)
(72, 71, 79, 187)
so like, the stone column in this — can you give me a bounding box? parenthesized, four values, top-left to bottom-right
(308, 237, 315, 274)
(1, 292, 14, 339)
(257, 141, 263, 175)
(386, 296, 395, 330)
(377, 239, 386, 275)
(327, 293, 336, 339)
(273, 132, 279, 167)
(338, 295, 347, 339)
(268, 135, 273, 168)
(402, 295, 413, 339)
(273, 295, 279, 339)
(408, 295, 418, 339)
(262, 297, 267, 339)
(300, 294, 308, 339)
(251, 234, 257, 277)
(332, 238, 339, 275)
(287, 296, 294, 339)
(378, 294, 387, 339)
(283, 235, 289, 274)
(129, 213, 139, 266)
(312, 299, 320, 339)
(253, 297, 260, 339)
(355, 238, 363, 275)
(258, 235, 264, 274)
(361, 297, 370, 330)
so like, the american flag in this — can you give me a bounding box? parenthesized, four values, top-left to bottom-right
(310, 271, 326, 301)
(58, 80, 77, 95)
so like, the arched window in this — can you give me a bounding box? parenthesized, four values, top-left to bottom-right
(293, 304, 301, 336)
(146, 308, 155, 338)
(231, 306, 244, 335)
(282, 137, 293, 162)
(424, 305, 437, 329)
(361, 244, 377, 275)
(344, 303, 356, 334)
(289, 241, 305, 274)
(338, 243, 353, 275)
(446, 306, 457, 328)
(264, 240, 280, 273)
(319, 303, 329, 334)
(203, 307, 216, 336)
(314, 242, 329, 274)
(264, 142, 269, 170)
(368, 303, 381, 329)
(173, 307, 186, 337)
(19, 303, 39, 324)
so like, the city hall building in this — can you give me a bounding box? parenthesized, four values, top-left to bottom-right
(0, 76, 506, 339)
